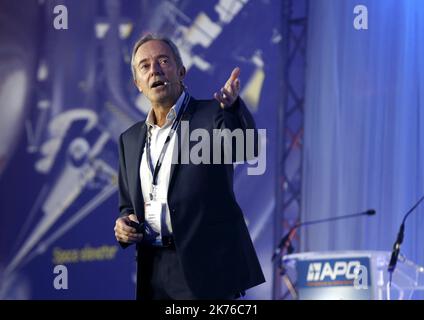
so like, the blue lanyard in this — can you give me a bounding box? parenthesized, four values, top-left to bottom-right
(145, 93, 190, 199)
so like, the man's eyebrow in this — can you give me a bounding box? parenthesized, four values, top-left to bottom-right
(137, 55, 170, 66)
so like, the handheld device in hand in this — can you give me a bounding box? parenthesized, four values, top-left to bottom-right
(127, 220, 144, 234)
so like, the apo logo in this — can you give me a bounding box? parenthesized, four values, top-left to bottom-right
(307, 260, 362, 282)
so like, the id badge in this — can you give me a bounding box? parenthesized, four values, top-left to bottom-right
(150, 184, 158, 201)
(144, 200, 163, 234)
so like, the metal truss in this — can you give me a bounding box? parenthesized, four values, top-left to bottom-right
(273, 0, 309, 300)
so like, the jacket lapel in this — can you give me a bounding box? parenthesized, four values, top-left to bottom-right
(132, 122, 147, 222)
(168, 97, 195, 198)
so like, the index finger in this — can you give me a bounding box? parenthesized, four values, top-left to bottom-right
(225, 67, 240, 88)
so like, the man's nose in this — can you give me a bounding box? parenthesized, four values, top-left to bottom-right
(150, 61, 163, 76)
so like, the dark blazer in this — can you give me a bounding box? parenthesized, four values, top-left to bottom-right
(117, 96, 265, 299)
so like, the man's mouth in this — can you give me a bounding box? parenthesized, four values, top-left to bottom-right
(151, 80, 166, 89)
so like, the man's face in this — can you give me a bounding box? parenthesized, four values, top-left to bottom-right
(133, 40, 185, 106)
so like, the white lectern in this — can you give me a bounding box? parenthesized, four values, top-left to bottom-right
(282, 251, 424, 300)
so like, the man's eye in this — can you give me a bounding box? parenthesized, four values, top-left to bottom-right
(160, 59, 168, 65)
(140, 66, 149, 73)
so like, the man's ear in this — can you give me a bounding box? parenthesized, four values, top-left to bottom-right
(179, 66, 186, 80)
(134, 79, 142, 93)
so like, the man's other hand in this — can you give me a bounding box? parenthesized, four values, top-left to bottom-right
(114, 214, 143, 244)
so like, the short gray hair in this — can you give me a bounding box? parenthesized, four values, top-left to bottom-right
(130, 33, 184, 81)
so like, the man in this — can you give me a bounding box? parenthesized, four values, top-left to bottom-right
(114, 33, 265, 300)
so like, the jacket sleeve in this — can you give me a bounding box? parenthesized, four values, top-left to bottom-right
(118, 133, 134, 217)
(213, 97, 259, 162)
(117, 133, 134, 249)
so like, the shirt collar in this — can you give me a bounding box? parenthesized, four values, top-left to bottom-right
(145, 91, 186, 129)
